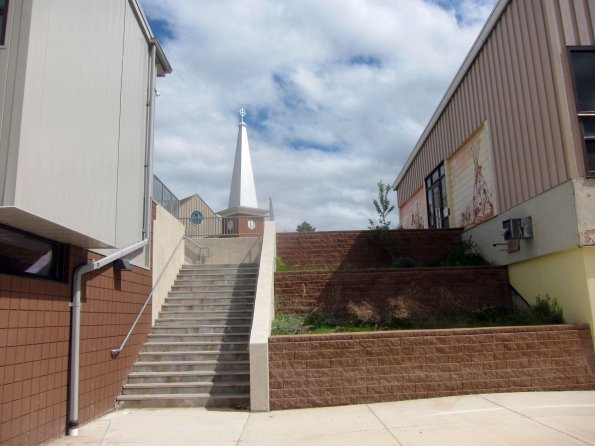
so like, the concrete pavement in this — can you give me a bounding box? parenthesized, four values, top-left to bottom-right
(47, 391, 595, 446)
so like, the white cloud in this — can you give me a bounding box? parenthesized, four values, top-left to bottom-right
(141, 0, 496, 231)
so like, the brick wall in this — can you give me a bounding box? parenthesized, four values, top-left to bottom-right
(276, 229, 463, 269)
(275, 267, 510, 318)
(0, 246, 152, 445)
(269, 324, 595, 410)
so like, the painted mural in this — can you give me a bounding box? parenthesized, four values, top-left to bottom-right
(399, 186, 426, 229)
(448, 123, 497, 229)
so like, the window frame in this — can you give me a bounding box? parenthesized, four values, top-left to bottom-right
(568, 46, 595, 177)
(425, 162, 449, 229)
(0, 0, 8, 47)
(0, 223, 66, 281)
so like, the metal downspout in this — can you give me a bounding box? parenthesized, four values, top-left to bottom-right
(68, 239, 148, 436)
(143, 41, 157, 239)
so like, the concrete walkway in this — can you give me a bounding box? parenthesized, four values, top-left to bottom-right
(48, 391, 595, 446)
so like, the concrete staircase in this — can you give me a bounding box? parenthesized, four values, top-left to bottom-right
(117, 263, 258, 409)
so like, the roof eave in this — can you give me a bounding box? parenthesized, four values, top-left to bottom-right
(392, 0, 510, 192)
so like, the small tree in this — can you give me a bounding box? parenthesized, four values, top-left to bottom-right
(368, 180, 395, 230)
(296, 221, 316, 232)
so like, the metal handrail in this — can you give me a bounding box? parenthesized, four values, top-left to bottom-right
(111, 236, 185, 358)
(185, 235, 211, 258)
(110, 235, 211, 358)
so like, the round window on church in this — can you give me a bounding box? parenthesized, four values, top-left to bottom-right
(190, 211, 204, 226)
(247, 219, 256, 230)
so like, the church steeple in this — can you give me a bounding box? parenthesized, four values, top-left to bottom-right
(227, 108, 258, 209)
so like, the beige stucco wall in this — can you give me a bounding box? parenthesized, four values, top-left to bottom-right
(448, 123, 497, 229)
(151, 203, 185, 324)
(509, 246, 595, 346)
(250, 220, 276, 411)
(399, 186, 426, 229)
(186, 237, 262, 265)
(464, 179, 580, 266)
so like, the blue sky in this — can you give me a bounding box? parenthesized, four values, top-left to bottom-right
(141, 0, 496, 231)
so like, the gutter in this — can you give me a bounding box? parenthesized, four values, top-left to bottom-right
(68, 239, 148, 436)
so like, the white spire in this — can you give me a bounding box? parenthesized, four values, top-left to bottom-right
(228, 108, 258, 209)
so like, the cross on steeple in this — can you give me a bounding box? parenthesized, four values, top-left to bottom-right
(239, 107, 246, 124)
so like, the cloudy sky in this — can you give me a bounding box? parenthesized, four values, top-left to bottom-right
(139, 0, 496, 232)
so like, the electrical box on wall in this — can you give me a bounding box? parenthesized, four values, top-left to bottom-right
(501, 217, 534, 249)
(502, 219, 522, 241)
(521, 216, 534, 239)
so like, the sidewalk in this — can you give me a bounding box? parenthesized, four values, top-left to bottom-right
(47, 391, 595, 446)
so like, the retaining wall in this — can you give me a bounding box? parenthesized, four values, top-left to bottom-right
(269, 324, 595, 410)
(276, 229, 463, 269)
(275, 267, 511, 319)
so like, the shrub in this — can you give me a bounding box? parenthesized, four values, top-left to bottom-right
(532, 294, 564, 324)
(433, 237, 490, 267)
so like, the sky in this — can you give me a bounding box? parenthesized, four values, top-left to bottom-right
(140, 0, 497, 232)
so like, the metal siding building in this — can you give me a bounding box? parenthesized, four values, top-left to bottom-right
(393, 0, 595, 344)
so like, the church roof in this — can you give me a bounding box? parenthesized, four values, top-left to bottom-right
(227, 108, 259, 209)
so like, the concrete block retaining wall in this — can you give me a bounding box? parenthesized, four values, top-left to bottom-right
(268, 324, 595, 410)
(275, 267, 511, 318)
(276, 229, 464, 269)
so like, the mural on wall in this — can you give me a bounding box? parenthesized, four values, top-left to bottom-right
(399, 187, 426, 229)
(449, 123, 497, 229)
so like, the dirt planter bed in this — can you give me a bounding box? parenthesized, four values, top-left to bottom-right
(268, 324, 595, 410)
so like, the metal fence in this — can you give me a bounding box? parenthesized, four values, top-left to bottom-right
(180, 215, 269, 238)
(153, 175, 180, 218)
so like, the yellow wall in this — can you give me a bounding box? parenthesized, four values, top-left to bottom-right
(509, 246, 595, 345)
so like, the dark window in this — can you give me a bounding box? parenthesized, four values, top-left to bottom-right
(0, 224, 64, 280)
(569, 47, 595, 175)
(425, 162, 449, 229)
(0, 0, 8, 46)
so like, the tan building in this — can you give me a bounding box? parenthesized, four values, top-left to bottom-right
(393, 0, 595, 340)
(0, 0, 170, 442)
(179, 193, 220, 237)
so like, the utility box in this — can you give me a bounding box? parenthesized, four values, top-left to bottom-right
(502, 219, 522, 240)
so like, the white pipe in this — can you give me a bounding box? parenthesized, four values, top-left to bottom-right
(68, 239, 148, 436)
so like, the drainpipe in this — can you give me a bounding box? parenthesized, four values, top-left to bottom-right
(68, 239, 148, 436)
(143, 41, 157, 240)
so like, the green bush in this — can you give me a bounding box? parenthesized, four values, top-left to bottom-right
(433, 238, 490, 267)
(532, 294, 564, 324)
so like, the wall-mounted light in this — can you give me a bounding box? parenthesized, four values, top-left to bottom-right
(114, 258, 133, 271)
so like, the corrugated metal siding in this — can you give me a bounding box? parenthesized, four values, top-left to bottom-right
(397, 0, 594, 213)
(179, 195, 220, 237)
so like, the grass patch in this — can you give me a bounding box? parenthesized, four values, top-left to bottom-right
(271, 297, 565, 335)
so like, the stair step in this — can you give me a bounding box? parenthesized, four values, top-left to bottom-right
(147, 333, 249, 343)
(167, 292, 255, 299)
(133, 360, 249, 373)
(151, 325, 251, 335)
(143, 341, 247, 353)
(127, 370, 250, 384)
(138, 351, 249, 362)
(122, 381, 249, 395)
(157, 311, 253, 319)
(161, 303, 255, 311)
(156, 317, 252, 326)
(117, 393, 250, 409)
